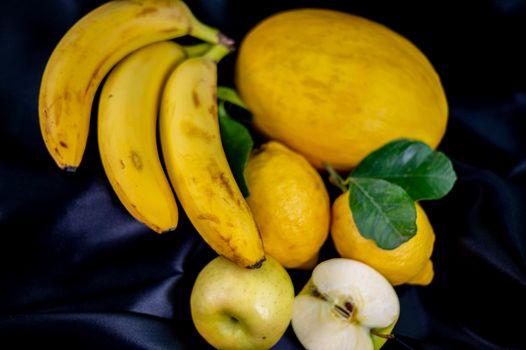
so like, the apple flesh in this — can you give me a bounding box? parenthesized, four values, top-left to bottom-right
(292, 258, 400, 350)
(190, 255, 295, 350)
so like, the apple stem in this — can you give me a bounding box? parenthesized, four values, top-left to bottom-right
(371, 330, 395, 340)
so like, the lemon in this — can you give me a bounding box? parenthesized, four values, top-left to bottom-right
(331, 192, 435, 286)
(245, 141, 330, 269)
(236, 9, 448, 171)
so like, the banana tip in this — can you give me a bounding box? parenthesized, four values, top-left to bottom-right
(162, 226, 178, 234)
(246, 256, 266, 269)
(63, 165, 78, 173)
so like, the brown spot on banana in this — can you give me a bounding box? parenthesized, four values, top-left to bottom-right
(42, 109, 52, 134)
(197, 213, 221, 224)
(192, 88, 200, 107)
(208, 104, 217, 117)
(210, 226, 237, 256)
(211, 168, 235, 200)
(222, 234, 232, 244)
(130, 150, 142, 170)
(159, 27, 187, 34)
(221, 172, 238, 202)
(136, 7, 157, 17)
(181, 121, 215, 142)
(209, 89, 218, 118)
(237, 197, 251, 212)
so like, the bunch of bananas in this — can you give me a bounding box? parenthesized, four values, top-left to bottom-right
(39, 0, 265, 269)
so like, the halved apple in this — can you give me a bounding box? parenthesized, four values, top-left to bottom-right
(291, 258, 400, 350)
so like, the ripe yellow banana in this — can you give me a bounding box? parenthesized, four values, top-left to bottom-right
(39, 0, 233, 171)
(98, 41, 187, 234)
(160, 45, 265, 268)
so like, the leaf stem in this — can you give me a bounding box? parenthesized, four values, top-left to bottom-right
(325, 164, 349, 192)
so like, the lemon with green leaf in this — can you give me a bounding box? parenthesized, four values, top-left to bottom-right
(331, 193, 435, 286)
(327, 139, 455, 286)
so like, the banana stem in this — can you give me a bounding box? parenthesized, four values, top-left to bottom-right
(203, 44, 231, 63)
(188, 15, 235, 51)
(183, 42, 213, 57)
(218, 32, 236, 51)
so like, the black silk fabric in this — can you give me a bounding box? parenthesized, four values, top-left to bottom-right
(1, 0, 526, 349)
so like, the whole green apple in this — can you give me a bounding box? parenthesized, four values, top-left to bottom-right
(190, 255, 295, 350)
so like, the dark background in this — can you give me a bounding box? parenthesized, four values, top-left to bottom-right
(1, 0, 526, 349)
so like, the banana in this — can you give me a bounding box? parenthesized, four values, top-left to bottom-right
(98, 41, 186, 234)
(160, 45, 265, 268)
(182, 42, 213, 57)
(39, 0, 233, 171)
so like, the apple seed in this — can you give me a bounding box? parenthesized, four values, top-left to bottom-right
(333, 304, 352, 319)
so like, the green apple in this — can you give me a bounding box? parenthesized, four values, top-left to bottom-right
(190, 255, 295, 350)
(291, 258, 400, 350)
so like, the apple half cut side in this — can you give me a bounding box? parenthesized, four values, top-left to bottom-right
(291, 258, 400, 350)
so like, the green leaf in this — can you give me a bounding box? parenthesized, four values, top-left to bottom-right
(352, 139, 457, 201)
(217, 86, 249, 110)
(349, 177, 416, 250)
(217, 86, 253, 122)
(218, 102, 253, 197)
